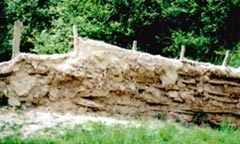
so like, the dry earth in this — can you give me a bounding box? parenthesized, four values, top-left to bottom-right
(0, 106, 144, 138)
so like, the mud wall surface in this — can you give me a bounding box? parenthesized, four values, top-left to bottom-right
(0, 38, 240, 126)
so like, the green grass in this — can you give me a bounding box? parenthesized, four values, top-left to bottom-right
(0, 121, 239, 144)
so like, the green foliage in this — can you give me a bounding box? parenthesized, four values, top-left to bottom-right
(159, 0, 240, 63)
(229, 43, 240, 67)
(193, 113, 209, 125)
(164, 30, 211, 60)
(30, 0, 160, 54)
(29, 28, 72, 54)
(1, 121, 240, 144)
(0, 1, 11, 61)
(0, 0, 58, 58)
(0, 0, 239, 66)
(156, 113, 166, 121)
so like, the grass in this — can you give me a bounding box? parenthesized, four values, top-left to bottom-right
(0, 120, 239, 144)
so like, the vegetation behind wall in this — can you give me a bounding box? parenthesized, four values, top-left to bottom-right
(0, 0, 239, 66)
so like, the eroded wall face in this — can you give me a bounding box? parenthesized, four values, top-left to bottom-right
(0, 39, 240, 127)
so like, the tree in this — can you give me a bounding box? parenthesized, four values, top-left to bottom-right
(0, 0, 57, 60)
(0, 0, 239, 66)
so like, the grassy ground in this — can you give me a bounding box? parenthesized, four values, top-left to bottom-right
(1, 120, 239, 144)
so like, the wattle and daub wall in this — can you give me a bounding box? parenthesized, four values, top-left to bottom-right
(0, 38, 240, 127)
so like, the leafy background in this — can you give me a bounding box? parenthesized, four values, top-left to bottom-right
(0, 0, 239, 67)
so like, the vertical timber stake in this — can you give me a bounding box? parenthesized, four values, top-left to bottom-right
(12, 21, 23, 59)
(73, 25, 79, 54)
(222, 49, 231, 67)
(132, 40, 137, 51)
(179, 45, 185, 61)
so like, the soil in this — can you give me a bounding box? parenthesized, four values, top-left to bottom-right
(0, 106, 162, 138)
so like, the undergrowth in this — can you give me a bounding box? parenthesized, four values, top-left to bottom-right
(0, 121, 239, 144)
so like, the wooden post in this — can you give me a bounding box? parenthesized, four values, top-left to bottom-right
(132, 40, 137, 51)
(73, 25, 79, 54)
(12, 21, 23, 59)
(179, 45, 185, 61)
(222, 49, 231, 67)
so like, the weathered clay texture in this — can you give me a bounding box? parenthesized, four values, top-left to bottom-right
(0, 38, 240, 126)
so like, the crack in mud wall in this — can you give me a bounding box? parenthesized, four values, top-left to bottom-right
(0, 39, 240, 127)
